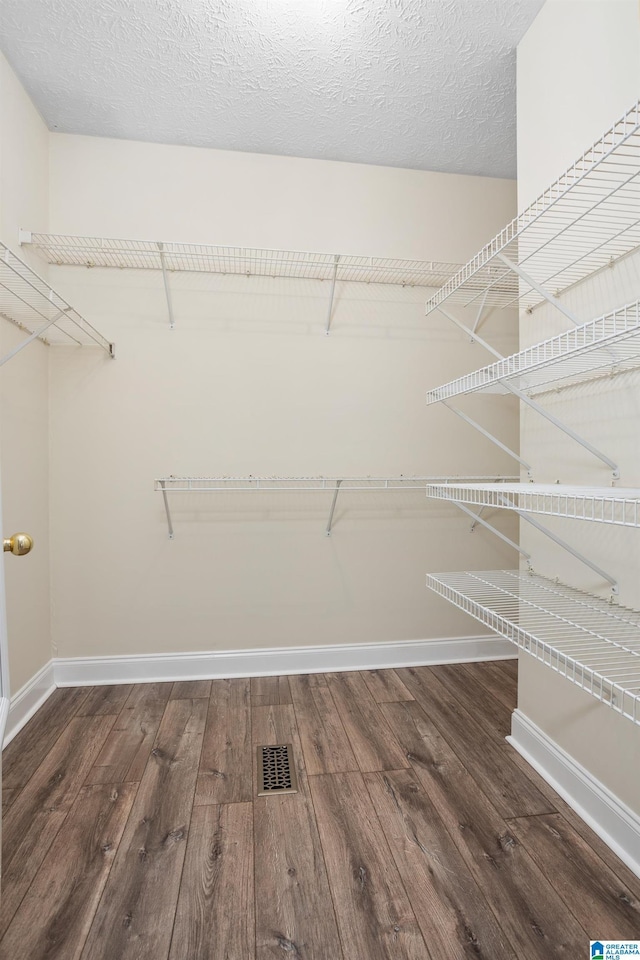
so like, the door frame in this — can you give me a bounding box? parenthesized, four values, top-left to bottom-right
(0, 466, 10, 745)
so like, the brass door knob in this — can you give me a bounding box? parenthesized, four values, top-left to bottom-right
(3, 533, 33, 556)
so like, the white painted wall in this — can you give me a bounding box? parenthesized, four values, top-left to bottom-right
(48, 133, 516, 262)
(517, 0, 640, 208)
(0, 52, 52, 694)
(46, 134, 519, 659)
(517, 0, 640, 812)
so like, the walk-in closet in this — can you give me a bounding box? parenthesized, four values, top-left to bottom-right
(0, 1, 639, 958)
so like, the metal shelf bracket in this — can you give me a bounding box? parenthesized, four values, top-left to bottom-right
(325, 255, 340, 336)
(0, 240, 114, 360)
(451, 497, 618, 594)
(471, 287, 491, 338)
(0, 308, 68, 367)
(159, 480, 174, 540)
(443, 402, 533, 474)
(434, 307, 620, 478)
(435, 306, 503, 359)
(495, 252, 584, 328)
(325, 479, 342, 535)
(506, 382, 620, 477)
(158, 242, 175, 330)
(516, 507, 618, 593)
(453, 500, 530, 560)
(469, 504, 484, 532)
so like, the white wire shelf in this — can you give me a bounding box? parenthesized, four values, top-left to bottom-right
(426, 299, 640, 403)
(425, 101, 640, 314)
(153, 475, 510, 493)
(155, 475, 518, 538)
(0, 242, 114, 363)
(427, 570, 640, 725)
(21, 233, 459, 289)
(426, 482, 640, 527)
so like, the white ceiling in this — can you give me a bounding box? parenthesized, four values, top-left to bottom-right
(0, 0, 545, 178)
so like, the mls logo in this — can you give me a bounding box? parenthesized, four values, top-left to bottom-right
(591, 943, 640, 957)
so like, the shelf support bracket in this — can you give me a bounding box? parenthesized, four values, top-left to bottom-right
(0, 309, 68, 367)
(435, 307, 619, 477)
(495, 253, 583, 328)
(435, 306, 503, 360)
(470, 504, 485, 532)
(443, 402, 533, 474)
(326, 479, 342, 536)
(453, 501, 530, 559)
(158, 242, 175, 330)
(160, 480, 174, 540)
(471, 287, 490, 337)
(510, 505, 618, 593)
(503, 382, 619, 477)
(325, 255, 340, 336)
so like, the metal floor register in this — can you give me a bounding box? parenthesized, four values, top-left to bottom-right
(257, 744, 299, 796)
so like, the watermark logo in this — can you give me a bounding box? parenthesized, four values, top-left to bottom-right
(591, 942, 640, 959)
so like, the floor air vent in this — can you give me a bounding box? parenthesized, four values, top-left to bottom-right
(257, 744, 298, 796)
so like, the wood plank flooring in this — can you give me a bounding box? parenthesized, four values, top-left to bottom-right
(1, 664, 639, 959)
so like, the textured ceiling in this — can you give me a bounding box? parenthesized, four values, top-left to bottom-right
(0, 0, 545, 178)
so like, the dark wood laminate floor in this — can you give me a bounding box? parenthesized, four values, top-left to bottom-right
(2, 661, 639, 959)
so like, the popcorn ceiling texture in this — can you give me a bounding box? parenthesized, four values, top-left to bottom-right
(0, 0, 544, 178)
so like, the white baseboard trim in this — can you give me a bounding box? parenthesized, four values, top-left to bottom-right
(54, 635, 514, 687)
(508, 709, 640, 880)
(4, 659, 56, 747)
(1, 636, 513, 748)
(0, 697, 9, 751)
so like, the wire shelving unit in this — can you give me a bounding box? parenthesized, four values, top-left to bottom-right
(424, 101, 640, 316)
(426, 300, 640, 403)
(21, 233, 459, 288)
(0, 242, 114, 365)
(20, 231, 461, 335)
(425, 482, 640, 527)
(155, 475, 517, 539)
(423, 299, 640, 481)
(154, 476, 470, 492)
(427, 570, 640, 725)
(419, 105, 640, 719)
